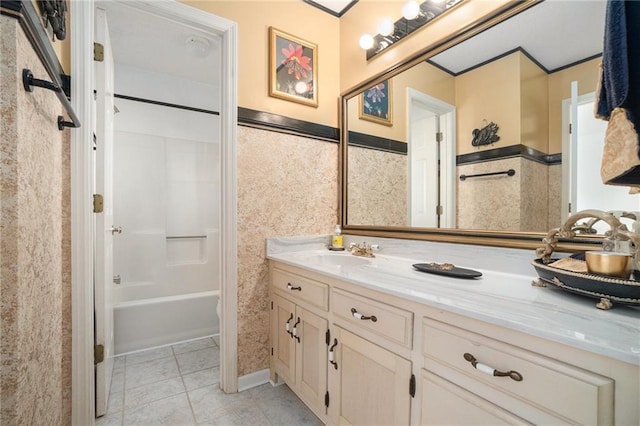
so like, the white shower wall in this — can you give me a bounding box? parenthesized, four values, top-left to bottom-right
(112, 66, 221, 305)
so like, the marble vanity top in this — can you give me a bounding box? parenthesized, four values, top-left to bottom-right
(266, 235, 640, 366)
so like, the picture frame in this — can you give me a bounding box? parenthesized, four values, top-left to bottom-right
(269, 27, 318, 107)
(359, 80, 393, 126)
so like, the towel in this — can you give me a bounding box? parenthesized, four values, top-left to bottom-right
(595, 0, 640, 186)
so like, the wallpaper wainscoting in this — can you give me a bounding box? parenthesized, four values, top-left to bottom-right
(237, 126, 338, 375)
(0, 15, 71, 424)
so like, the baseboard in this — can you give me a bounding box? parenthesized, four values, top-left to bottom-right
(237, 368, 271, 392)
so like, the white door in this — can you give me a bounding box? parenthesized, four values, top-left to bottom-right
(407, 89, 456, 228)
(562, 87, 640, 230)
(94, 6, 115, 417)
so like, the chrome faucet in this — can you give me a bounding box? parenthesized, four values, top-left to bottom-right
(348, 242, 379, 258)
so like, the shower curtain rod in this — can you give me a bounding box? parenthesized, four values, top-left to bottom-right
(114, 93, 220, 116)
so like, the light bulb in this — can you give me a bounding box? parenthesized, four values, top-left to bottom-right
(402, 0, 420, 20)
(359, 33, 374, 50)
(378, 18, 395, 37)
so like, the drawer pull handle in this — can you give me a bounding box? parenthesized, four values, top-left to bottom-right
(329, 338, 338, 370)
(287, 283, 302, 291)
(463, 353, 523, 382)
(292, 317, 301, 342)
(351, 307, 377, 322)
(285, 313, 294, 336)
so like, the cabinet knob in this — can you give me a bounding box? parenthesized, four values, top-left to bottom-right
(463, 353, 523, 382)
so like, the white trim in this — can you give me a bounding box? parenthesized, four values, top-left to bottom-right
(71, 2, 238, 422)
(70, 1, 96, 424)
(237, 368, 271, 392)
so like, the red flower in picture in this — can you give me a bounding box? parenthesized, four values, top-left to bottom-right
(281, 43, 312, 80)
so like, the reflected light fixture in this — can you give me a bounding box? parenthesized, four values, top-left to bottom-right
(294, 81, 308, 94)
(378, 18, 395, 37)
(402, 0, 421, 20)
(359, 33, 374, 50)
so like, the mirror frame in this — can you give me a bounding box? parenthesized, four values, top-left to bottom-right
(339, 0, 601, 252)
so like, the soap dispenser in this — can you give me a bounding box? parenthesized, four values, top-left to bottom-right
(330, 224, 344, 250)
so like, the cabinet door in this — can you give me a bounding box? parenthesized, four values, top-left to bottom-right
(421, 369, 531, 426)
(295, 307, 328, 415)
(271, 294, 296, 384)
(329, 326, 412, 426)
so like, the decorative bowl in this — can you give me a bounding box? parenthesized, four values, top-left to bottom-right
(585, 251, 632, 279)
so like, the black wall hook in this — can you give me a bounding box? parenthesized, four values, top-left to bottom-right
(23, 69, 61, 93)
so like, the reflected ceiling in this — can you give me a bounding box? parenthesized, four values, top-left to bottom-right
(430, 0, 605, 74)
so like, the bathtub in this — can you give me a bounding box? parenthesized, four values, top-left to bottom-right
(114, 290, 219, 354)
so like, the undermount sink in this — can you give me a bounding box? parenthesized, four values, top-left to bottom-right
(304, 253, 371, 267)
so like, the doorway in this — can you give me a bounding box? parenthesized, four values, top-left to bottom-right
(407, 89, 456, 228)
(562, 89, 640, 232)
(70, 1, 238, 423)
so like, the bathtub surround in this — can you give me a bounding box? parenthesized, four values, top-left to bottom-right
(237, 126, 338, 376)
(0, 15, 72, 424)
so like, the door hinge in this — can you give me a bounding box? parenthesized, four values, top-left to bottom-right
(94, 344, 104, 365)
(325, 391, 330, 408)
(271, 347, 274, 356)
(436, 205, 443, 216)
(569, 123, 572, 134)
(94, 42, 104, 62)
(93, 194, 104, 213)
(409, 374, 416, 398)
(271, 301, 273, 310)
(436, 131, 443, 142)
(568, 202, 572, 214)
(325, 329, 330, 346)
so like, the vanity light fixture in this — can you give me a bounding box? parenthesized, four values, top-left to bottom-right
(359, 33, 375, 50)
(378, 18, 395, 37)
(402, 1, 421, 20)
(360, 0, 463, 59)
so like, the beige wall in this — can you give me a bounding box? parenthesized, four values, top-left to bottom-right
(0, 15, 71, 424)
(339, 0, 511, 93)
(520, 53, 549, 153)
(547, 57, 600, 153)
(183, 1, 341, 127)
(456, 53, 521, 155)
(347, 61, 454, 142)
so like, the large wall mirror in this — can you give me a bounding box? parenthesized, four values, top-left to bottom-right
(341, 0, 640, 246)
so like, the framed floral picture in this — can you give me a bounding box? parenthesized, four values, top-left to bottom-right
(360, 80, 392, 126)
(269, 27, 318, 107)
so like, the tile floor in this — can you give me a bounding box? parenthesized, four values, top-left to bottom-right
(97, 335, 323, 426)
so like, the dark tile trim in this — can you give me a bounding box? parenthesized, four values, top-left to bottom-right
(347, 131, 407, 155)
(237, 107, 339, 142)
(457, 145, 561, 165)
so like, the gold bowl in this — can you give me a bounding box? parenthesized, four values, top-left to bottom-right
(585, 251, 632, 279)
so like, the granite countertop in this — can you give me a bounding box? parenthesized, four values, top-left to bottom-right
(266, 235, 640, 366)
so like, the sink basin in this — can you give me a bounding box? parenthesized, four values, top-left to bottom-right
(304, 254, 371, 267)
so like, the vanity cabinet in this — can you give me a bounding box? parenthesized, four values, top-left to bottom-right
(269, 259, 638, 426)
(421, 317, 614, 425)
(328, 326, 412, 425)
(328, 288, 414, 425)
(270, 265, 329, 421)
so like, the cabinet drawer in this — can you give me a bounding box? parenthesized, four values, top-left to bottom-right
(272, 268, 328, 311)
(333, 288, 413, 348)
(423, 318, 614, 425)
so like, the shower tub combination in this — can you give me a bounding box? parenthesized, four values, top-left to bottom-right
(112, 93, 221, 355)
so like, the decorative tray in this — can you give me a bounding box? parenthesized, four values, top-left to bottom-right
(533, 209, 640, 310)
(531, 258, 640, 308)
(413, 263, 482, 279)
